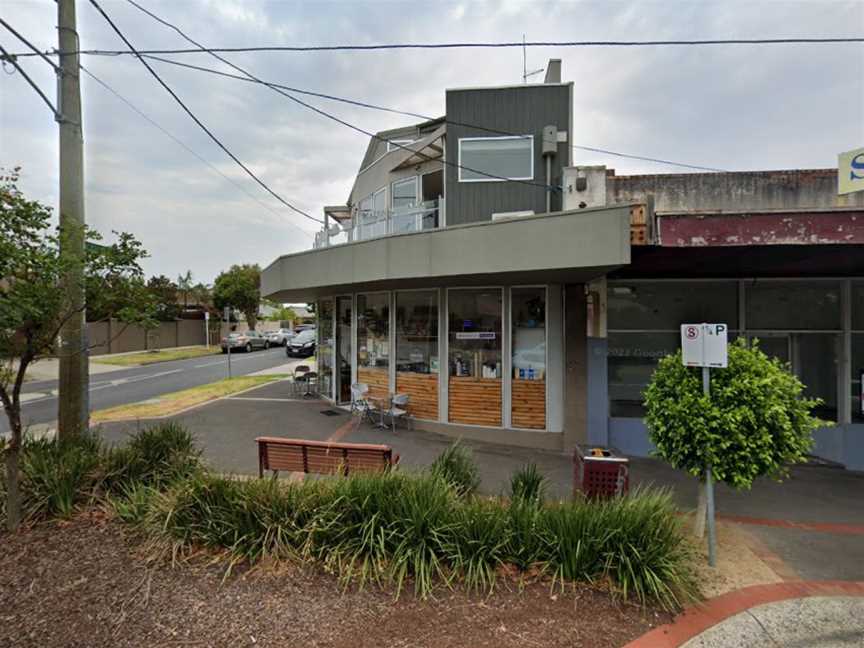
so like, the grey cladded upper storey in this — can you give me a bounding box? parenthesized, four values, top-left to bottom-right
(262, 61, 623, 302)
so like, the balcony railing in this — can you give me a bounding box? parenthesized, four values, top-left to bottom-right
(314, 198, 442, 249)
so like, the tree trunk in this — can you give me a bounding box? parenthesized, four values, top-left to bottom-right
(5, 440, 21, 532)
(246, 311, 257, 331)
(694, 480, 707, 539)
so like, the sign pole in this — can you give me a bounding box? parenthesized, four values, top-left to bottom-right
(703, 365, 717, 568)
(682, 323, 726, 569)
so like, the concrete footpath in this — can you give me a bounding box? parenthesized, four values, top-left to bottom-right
(625, 581, 864, 647)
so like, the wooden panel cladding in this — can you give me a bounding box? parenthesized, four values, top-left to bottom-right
(396, 372, 439, 420)
(511, 380, 546, 430)
(448, 377, 502, 426)
(358, 367, 389, 399)
(630, 204, 651, 245)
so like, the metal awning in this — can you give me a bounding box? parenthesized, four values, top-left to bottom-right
(389, 124, 446, 171)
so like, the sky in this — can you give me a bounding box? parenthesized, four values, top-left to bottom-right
(2, 0, 863, 285)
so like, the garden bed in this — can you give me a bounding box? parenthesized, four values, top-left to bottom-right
(0, 513, 671, 648)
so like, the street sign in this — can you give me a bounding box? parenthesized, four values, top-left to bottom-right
(681, 323, 728, 368)
(838, 147, 864, 195)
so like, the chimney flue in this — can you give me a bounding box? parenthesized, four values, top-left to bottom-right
(544, 59, 562, 83)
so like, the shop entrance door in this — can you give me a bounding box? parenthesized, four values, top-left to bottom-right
(336, 296, 353, 404)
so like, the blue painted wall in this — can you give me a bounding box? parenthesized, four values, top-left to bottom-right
(609, 417, 864, 472)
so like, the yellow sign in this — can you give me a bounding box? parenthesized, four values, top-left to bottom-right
(838, 147, 864, 195)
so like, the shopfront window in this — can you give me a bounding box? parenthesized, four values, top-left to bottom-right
(608, 281, 737, 330)
(607, 281, 737, 417)
(608, 279, 842, 421)
(357, 293, 390, 398)
(746, 281, 840, 330)
(511, 287, 546, 430)
(317, 298, 334, 400)
(448, 289, 502, 426)
(395, 290, 439, 420)
(853, 334, 864, 422)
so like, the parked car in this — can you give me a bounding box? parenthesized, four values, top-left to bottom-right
(267, 328, 294, 346)
(286, 328, 316, 357)
(221, 330, 269, 353)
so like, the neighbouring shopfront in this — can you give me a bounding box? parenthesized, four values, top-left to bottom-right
(316, 285, 552, 433)
(604, 277, 864, 469)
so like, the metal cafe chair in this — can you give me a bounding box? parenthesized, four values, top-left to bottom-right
(350, 382, 375, 426)
(290, 364, 310, 397)
(384, 393, 413, 433)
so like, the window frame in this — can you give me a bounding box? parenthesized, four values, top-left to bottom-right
(457, 135, 534, 183)
(391, 176, 419, 209)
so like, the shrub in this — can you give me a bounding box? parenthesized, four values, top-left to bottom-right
(104, 421, 201, 491)
(14, 434, 106, 520)
(1, 422, 202, 525)
(429, 442, 480, 496)
(509, 463, 546, 505)
(132, 469, 697, 609)
(644, 338, 822, 489)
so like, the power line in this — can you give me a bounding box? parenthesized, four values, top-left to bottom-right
(139, 52, 725, 173)
(0, 43, 59, 118)
(122, 1, 559, 192)
(0, 16, 59, 71)
(79, 64, 314, 239)
(86, 0, 324, 225)
(10, 36, 864, 58)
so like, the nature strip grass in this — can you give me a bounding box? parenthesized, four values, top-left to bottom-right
(94, 346, 222, 367)
(90, 375, 289, 423)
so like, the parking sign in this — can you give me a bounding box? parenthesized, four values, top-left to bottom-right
(681, 323, 728, 368)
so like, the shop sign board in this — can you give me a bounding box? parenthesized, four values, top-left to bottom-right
(455, 332, 496, 340)
(838, 147, 864, 195)
(680, 323, 728, 368)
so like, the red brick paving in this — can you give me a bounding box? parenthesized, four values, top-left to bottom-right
(623, 581, 864, 648)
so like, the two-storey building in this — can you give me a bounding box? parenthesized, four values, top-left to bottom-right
(262, 60, 864, 471)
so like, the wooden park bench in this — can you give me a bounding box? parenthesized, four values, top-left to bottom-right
(255, 436, 400, 478)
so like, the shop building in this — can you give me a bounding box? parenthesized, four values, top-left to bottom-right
(261, 61, 864, 470)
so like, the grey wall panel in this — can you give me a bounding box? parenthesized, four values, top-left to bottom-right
(445, 84, 572, 226)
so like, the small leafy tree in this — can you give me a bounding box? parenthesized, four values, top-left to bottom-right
(644, 338, 821, 494)
(0, 169, 152, 530)
(146, 275, 181, 321)
(213, 264, 261, 330)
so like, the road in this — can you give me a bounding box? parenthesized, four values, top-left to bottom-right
(0, 347, 296, 435)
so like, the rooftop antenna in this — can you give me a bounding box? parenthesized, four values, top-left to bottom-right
(522, 34, 544, 83)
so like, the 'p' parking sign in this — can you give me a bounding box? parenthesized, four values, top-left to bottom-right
(681, 323, 728, 368)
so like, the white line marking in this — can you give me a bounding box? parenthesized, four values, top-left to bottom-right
(225, 396, 303, 402)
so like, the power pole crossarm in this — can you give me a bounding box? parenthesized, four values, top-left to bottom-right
(57, 0, 89, 439)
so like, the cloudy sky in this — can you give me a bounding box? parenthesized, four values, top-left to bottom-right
(2, 0, 863, 284)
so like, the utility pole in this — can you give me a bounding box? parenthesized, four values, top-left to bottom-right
(57, 0, 88, 439)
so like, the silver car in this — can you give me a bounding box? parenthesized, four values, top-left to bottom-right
(221, 330, 270, 353)
(266, 328, 294, 346)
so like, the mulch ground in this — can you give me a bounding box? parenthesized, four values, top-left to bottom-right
(0, 513, 671, 648)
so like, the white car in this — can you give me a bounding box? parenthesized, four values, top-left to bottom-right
(266, 328, 294, 346)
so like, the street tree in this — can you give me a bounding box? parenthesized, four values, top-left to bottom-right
(213, 264, 261, 330)
(177, 269, 193, 309)
(146, 275, 181, 321)
(0, 169, 152, 530)
(644, 338, 821, 534)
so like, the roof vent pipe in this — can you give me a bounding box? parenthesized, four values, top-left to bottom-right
(542, 125, 558, 213)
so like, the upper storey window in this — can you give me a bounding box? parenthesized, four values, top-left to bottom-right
(457, 136, 533, 182)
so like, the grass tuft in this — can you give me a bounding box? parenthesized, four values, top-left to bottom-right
(429, 442, 480, 497)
